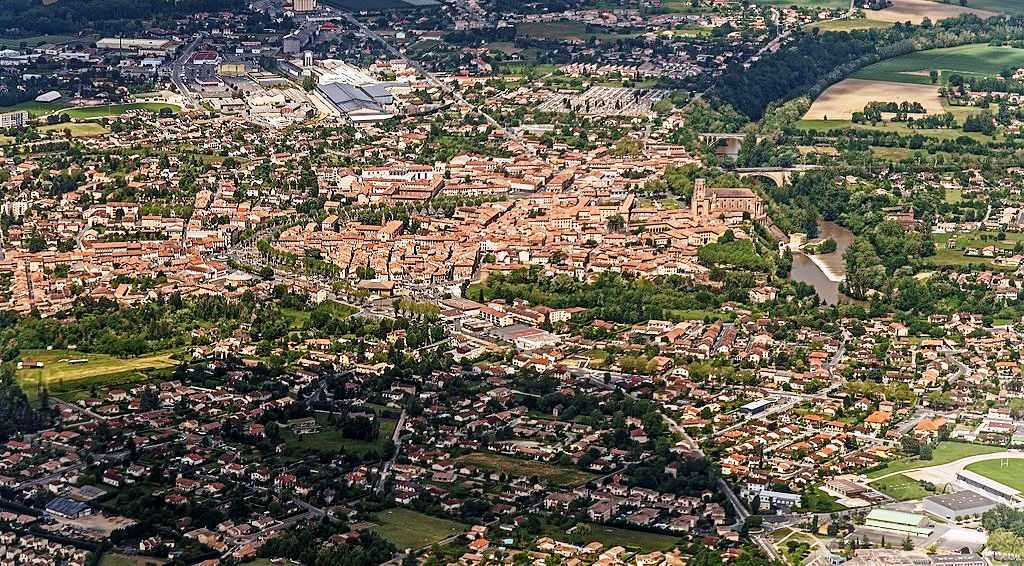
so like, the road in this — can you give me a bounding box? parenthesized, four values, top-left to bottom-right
(375, 409, 407, 494)
(336, 11, 530, 153)
(171, 34, 204, 108)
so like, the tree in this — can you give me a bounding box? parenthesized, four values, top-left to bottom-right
(929, 69, 938, 84)
(607, 215, 625, 232)
(919, 443, 933, 460)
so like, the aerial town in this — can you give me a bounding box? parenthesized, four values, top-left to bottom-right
(4, 0, 1024, 565)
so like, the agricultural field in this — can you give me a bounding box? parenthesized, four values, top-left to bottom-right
(866, 441, 1005, 479)
(15, 349, 179, 400)
(864, 0, 997, 24)
(809, 18, 894, 32)
(934, 0, 1024, 15)
(457, 452, 599, 487)
(803, 78, 944, 121)
(853, 43, 1024, 85)
(964, 459, 1024, 492)
(869, 473, 937, 501)
(372, 508, 466, 550)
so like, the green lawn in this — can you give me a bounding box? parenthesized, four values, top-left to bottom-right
(281, 412, 396, 458)
(457, 452, 598, 487)
(944, 188, 963, 204)
(60, 103, 180, 119)
(866, 441, 1005, 479)
(870, 473, 936, 501)
(16, 349, 179, 399)
(372, 508, 466, 550)
(965, 459, 1024, 492)
(38, 122, 109, 137)
(0, 101, 63, 117)
(582, 524, 682, 552)
(808, 18, 894, 31)
(853, 43, 1024, 85)
(796, 487, 847, 513)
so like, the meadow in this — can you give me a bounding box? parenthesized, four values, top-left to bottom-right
(853, 43, 1024, 85)
(372, 508, 466, 550)
(457, 452, 598, 487)
(16, 349, 179, 400)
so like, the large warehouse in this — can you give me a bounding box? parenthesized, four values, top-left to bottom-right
(922, 490, 999, 521)
(318, 82, 395, 122)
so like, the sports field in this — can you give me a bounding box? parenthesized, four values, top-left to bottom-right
(853, 44, 1024, 85)
(16, 349, 178, 398)
(965, 459, 1024, 492)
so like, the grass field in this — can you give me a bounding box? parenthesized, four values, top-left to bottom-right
(866, 441, 1004, 479)
(965, 459, 1024, 492)
(937, 0, 1024, 15)
(457, 452, 598, 487)
(98, 554, 164, 566)
(853, 44, 1024, 85)
(282, 412, 396, 458)
(0, 101, 62, 117)
(870, 473, 936, 501)
(515, 21, 640, 42)
(583, 524, 681, 552)
(796, 117, 994, 143)
(372, 508, 465, 550)
(38, 122, 109, 137)
(809, 18, 894, 31)
(924, 230, 1024, 267)
(16, 349, 179, 399)
(0, 34, 79, 48)
(60, 103, 180, 119)
(797, 487, 846, 513)
(755, 0, 848, 6)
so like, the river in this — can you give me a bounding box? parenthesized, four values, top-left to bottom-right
(788, 220, 855, 306)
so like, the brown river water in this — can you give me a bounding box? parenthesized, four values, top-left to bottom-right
(788, 221, 856, 306)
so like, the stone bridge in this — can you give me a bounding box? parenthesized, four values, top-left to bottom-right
(735, 166, 821, 186)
